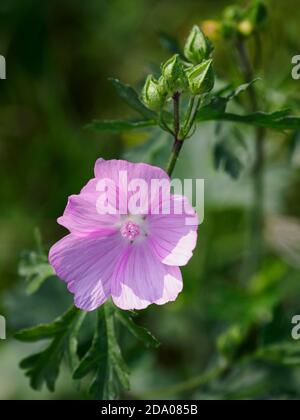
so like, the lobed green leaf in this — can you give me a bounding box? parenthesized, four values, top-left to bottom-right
(109, 78, 156, 119)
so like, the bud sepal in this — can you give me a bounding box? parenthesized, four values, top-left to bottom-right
(141, 75, 166, 111)
(184, 25, 214, 64)
(161, 54, 188, 95)
(186, 59, 215, 95)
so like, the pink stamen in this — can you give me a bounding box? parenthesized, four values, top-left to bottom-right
(120, 221, 141, 241)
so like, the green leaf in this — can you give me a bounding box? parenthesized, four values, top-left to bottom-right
(196, 80, 300, 131)
(15, 306, 82, 341)
(214, 140, 243, 179)
(18, 251, 55, 295)
(198, 106, 300, 130)
(73, 303, 129, 400)
(197, 80, 258, 120)
(86, 119, 155, 133)
(16, 306, 86, 392)
(109, 78, 156, 119)
(116, 310, 160, 349)
(213, 124, 246, 179)
(18, 229, 55, 295)
(19, 341, 62, 392)
(197, 83, 300, 130)
(219, 111, 300, 130)
(256, 342, 300, 366)
(227, 79, 260, 100)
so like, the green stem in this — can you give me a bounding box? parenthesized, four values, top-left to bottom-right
(140, 363, 227, 399)
(159, 112, 175, 136)
(182, 96, 195, 133)
(165, 91, 184, 177)
(186, 96, 201, 137)
(235, 37, 265, 275)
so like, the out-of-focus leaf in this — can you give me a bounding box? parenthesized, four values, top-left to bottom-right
(86, 119, 155, 133)
(109, 78, 156, 119)
(213, 122, 247, 179)
(16, 306, 86, 392)
(18, 250, 55, 295)
(123, 128, 170, 167)
(217, 324, 249, 360)
(158, 31, 182, 56)
(245, 0, 268, 26)
(116, 310, 160, 349)
(256, 342, 300, 366)
(289, 129, 300, 164)
(73, 304, 129, 400)
(214, 140, 243, 179)
(266, 216, 300, 269)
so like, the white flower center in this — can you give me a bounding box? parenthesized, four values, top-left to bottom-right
(119, 216, 148, 243)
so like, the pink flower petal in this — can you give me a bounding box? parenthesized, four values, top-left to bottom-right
(94, 159, 169, 184)
(148, 195, 198, 266)
(111, 241, 183, 310)
(94, 159, 170, 214)
(58, 178, 119, 237)
(49, 232, 127, 311)
(49, 159, 197, 311)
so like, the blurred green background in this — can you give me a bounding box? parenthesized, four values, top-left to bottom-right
(1, 0, 300, 400)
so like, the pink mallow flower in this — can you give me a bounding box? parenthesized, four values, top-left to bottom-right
(49, 159, 198, 311)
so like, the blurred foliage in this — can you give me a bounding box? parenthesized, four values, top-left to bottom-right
(1, 0, 300, 400)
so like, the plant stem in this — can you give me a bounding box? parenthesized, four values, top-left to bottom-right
(235, 38, 265, 275)
(165, 138, 184, 177)
(165, 92, 184, 177)
(140, 363, 227, 399)
(182, 95, 195, 133)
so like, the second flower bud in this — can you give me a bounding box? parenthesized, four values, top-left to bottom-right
(186, 59, 215, 95)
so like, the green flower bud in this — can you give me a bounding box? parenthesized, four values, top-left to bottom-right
(186, 59, 214, 95)
(141, 75, 165, 111)
(238, 20, 254, 37)
(184, 25, 213, 64)
(161, 54, 188, 94)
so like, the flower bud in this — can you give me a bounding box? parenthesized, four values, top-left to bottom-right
(201, 20, 221, 41)
(186, 59, 214, 95)
(238, 20, 253, 37)
(184, 25, 214, 64)
(141, 75, 166, 111)
(161, 54, 188, 94)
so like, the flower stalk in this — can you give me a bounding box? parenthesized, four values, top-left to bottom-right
(165, 92, 184, 177)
